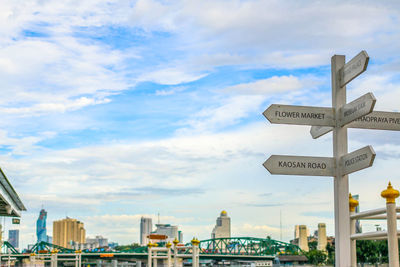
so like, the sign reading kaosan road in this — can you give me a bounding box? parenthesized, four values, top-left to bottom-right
(263, 155, 334, 176)
(260, 50, 400, 266)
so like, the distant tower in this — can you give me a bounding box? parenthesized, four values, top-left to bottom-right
(53, 217, 85, 248)
(298, 225, 309, 252)
(294, 225, 300, 239)
(353, 194, 362, 233)
(36, 209, 47, 243)
(317, 223, 327, 251)
(8, 230, 19, 249)
(211, 210, 231, 239)
(140, 217, 152, 245)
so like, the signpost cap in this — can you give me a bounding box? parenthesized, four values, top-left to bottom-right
(147, 242, 153, 248)
(166, 242, 172, 248)
(173, 238, 179, 245)
(349, 193, 359, 212)
(381, 182, 399, 204)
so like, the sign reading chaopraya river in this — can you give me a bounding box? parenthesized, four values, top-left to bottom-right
(310, 111, 400, 139)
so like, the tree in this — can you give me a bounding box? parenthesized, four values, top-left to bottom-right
(357, 240, 384, 265)
(304, 249, 328, 266)
(115, 243, 141, 251)
(308, 240, 318, 250)
(326, 242, 335, 265)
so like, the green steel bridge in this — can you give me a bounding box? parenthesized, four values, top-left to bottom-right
(1, 237, 301, 262)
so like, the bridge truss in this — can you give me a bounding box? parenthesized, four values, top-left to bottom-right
(193, 237, 300, 256)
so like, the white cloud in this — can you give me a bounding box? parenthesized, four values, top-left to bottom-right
(139, 67, 207, 85)
(224, 75, 316, 95)
(125, 0, 400, 69)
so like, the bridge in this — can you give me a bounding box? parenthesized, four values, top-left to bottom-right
(1, 237, 301, 264)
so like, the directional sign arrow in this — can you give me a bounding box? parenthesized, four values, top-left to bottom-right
(350, 111, 400, 131)
(310, 110, 400, 139)
(339, 92, 376, 126)
(340, 146, 375, 175)
(340, 50, 369, 87)
(263, 104, 335, 126)
(310, 126, 333, 139)
(263, 155, 335, 176)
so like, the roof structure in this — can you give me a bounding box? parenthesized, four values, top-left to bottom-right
(0, 168, 26, 217)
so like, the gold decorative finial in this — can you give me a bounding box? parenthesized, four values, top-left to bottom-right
(191, 237, 200, 246)
(349, 193, 359, 212)
(147, 242, 153, 248)
(173, 238, 179, 245)
(166, 242, 172, 248)
(381, 182, 399, 204)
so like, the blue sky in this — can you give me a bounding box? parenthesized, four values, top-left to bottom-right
(1, 0, 400, 249)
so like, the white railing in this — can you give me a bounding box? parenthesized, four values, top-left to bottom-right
(147, 240, 199, 267)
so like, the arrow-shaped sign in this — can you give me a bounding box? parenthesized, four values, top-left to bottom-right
(263, 105, 335, 126)
(340, 146, 375, 175)
(263, 155, 335, 176)
(340, 50, 369, 87)
(310, 110, 400, 139)
(339, 92, 376, 126)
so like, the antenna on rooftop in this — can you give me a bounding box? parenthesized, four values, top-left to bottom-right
(158, 212, 160, 224)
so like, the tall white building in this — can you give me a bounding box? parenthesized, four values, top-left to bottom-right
(211, 210, 231, 239)
(140, 217, 152, 245)
(86, 235, 108, 247)
(152, 224, 179, 243)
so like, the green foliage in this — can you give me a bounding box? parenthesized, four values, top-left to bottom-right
(357, 240, 388, 264)
(326, 242, 335, 265)
(114, 243, 141, 251)
(304, 249, 328, 265)
(308, 240, 318, 250)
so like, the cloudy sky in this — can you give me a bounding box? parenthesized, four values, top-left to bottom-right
(1, 0, 400, 249)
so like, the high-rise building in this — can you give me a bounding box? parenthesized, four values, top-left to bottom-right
(36, 209, 47, 243)
(294, 225, 300, 239)
(178, 230, 183, 243)
(53, 217, 86, 248)
(8, 230, 19, 249)
(317, 223, 327, 251)
(211, 210, 231, 239)
(86, 235, 108, 247)
(152, 224, 179, 243)
(140, 217, 152, 245)
(298, 225, 309, 252)
(353, 194, 362, 233)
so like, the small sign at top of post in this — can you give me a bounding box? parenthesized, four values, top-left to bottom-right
(340, 50, 369, 87)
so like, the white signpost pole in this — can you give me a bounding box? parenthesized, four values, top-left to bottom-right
(262, 51, 374, 266)
(332, 55, 351, 266)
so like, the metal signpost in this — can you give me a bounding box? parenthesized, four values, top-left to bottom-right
(262, 50, 400, 266)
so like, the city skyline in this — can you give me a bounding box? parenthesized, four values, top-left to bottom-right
(0, 0, 400, 249)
